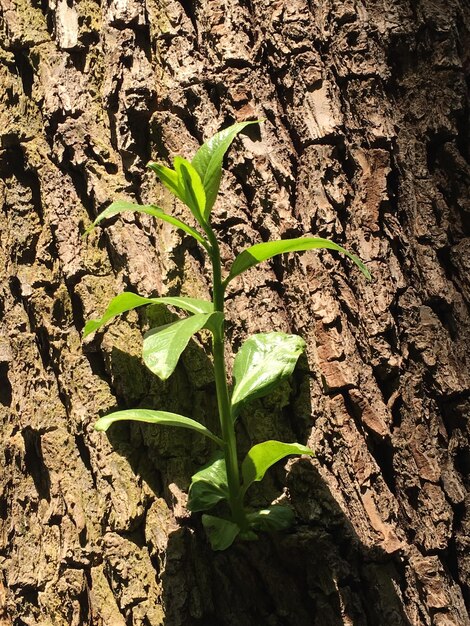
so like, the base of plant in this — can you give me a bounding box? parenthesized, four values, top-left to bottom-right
(202, 504, 295, 551)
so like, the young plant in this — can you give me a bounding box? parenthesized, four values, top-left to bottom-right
(83, 121, 371, 550)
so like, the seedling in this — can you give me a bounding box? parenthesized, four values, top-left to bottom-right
(83, 121, 371, 550)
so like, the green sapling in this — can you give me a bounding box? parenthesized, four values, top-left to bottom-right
(83, 121, 371, 550)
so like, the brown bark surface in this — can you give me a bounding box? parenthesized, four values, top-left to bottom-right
(1, 0, 469, 624)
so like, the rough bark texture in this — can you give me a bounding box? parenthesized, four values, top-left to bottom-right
(1, 0, 469, 624)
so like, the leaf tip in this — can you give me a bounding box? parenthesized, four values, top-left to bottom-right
(82, 321, 97, 339)
(147, 162, 165, 178)
(94, 419, 109, 432)
(82, 223, 95, 239)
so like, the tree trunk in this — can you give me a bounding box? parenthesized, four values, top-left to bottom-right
(1, 0, 469, 624)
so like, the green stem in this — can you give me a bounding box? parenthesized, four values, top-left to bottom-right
(207, 229, 247, 530)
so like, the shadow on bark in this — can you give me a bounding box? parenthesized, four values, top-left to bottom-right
(101, 343, 411, 626)
(160, 463, 413, 626)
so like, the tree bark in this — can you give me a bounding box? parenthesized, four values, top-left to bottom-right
(1, 0, 469, 624)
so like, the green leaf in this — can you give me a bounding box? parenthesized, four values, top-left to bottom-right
(83, 292, 213, 338)
(241, 440, 313, 492)
(231, 332, 306, 418)
(142, 312, 222, 380)
(226, 237, 372, 284)
(83, 200, 206, 244)
(238, 529, 259, 541)
(94, 409, 223, 446)
(247, 505, 295, 532)
(202, 514, 240, 551)
(187, 452, 229, 512)
(147, 163, 186, 204)
(192, 120, 261, 217)
(173, 156, 207, 226)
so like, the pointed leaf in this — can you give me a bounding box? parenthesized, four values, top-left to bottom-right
(247, 505, 295, 532)
(226, 237, 372, 284)
(94, 409, 223, 445)
(143, 312, 222, 380)
(173, 156, 206, 226)
(83, 292, 213, 338)
(188, 452, 229, 512)
(155, 296, 213, 315)
(84, 200, 206, 244)
(192, 120, 261, 216)
(202, 514, 240, 551)
(241, 440, 313, 492)
(231, 332, 305, 418)
(147, 163, 186, 204)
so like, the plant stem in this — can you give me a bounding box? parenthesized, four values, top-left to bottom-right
(207, 230, 247, 530)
